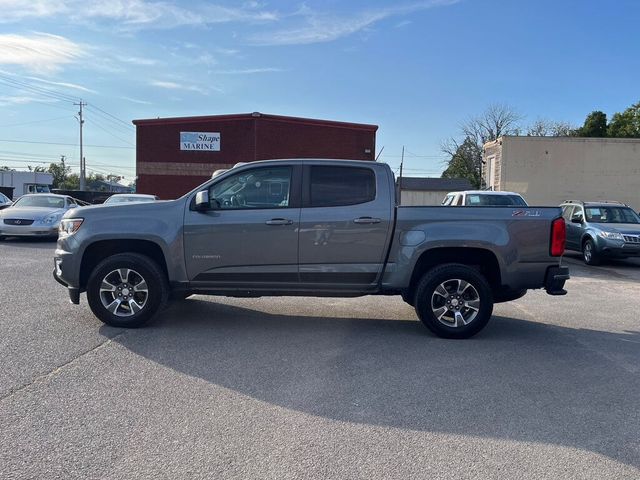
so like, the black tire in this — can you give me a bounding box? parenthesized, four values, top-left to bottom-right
(582, 238, 601, 266)
(86, 253, 169, 328)
(414, 263, 493, 339)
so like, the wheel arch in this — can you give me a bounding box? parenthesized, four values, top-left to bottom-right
(405, 247, 501, 301)
(80, 239, 169, 289)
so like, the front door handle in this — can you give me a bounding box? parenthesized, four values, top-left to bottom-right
(265, 218, 293, 226)
(353, 217, 381, 224)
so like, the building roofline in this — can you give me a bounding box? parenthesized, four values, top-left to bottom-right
(132, 112, 378, 131)
(484, 135, 640, 148)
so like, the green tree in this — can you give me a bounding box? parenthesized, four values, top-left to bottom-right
(441, 137, 482, 188)
(576, 111, 608, 137)
(48, 161, 71, 189)
(608, 101, 640, 138)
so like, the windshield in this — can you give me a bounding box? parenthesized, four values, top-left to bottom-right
(105, 196, 155, 204)
(13, 195, 64, 209)
(0, 193, 9, 203)
(585, 206, 640, 224)
(465, 194, 527, 206)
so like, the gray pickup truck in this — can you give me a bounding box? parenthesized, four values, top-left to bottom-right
(54, 159, 568, 338)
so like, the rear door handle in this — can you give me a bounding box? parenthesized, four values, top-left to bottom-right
(265, 218, 293, 226)
(353, 217, 381, 224)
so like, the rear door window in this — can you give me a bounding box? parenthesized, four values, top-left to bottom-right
(309, 166, 376, 207)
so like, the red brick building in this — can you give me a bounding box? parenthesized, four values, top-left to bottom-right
(133, 112, 378, 199)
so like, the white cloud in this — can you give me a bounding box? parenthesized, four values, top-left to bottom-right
(0, 94, 57, 106)
(0, 0, 279, 29)
(25, 75, 96, 93)
(0, 33, 85, 73)
(115, 55, 160, 66)
(121, 96, 152, 105)
(0, 0, 66, 23)
(149, 79, 216, 95)
(215, 67, 283, 75)
(248, 0, 459, 46)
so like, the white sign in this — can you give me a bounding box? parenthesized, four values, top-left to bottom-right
(180, 132, 220, 151)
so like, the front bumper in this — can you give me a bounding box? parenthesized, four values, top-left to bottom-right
(545, 265, 569, 296)
(0, 224, 58, 237)
(599, 242, 640, 258)
(53, 244, 82, 304)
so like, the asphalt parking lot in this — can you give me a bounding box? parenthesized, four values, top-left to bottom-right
(1, 239, 639, 479)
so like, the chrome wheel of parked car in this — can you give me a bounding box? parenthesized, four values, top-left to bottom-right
(430, 279, 480, 328)
(582, 239, 601, 265)
(99, 268, 149, 317)
(86, 253, 169, 328)
(414, 263, 493, 339)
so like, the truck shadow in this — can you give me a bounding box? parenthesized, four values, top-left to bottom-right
(104, 298, 640, 468)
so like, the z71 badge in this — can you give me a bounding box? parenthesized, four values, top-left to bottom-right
(512, 209, 542, 217)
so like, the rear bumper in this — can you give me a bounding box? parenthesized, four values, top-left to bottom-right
(545, 265, 569, 296)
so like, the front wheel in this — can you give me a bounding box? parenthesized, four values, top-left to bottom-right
(582, 239, 601, 265)
(86, 253, 169, 328)
(414, 264, 493, 339)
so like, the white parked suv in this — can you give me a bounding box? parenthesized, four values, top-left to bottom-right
(442, 190, 528, 207)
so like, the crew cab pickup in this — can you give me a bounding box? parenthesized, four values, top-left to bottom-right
(54, 159, 568, 338)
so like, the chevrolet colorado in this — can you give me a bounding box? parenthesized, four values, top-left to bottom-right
(54, 159, 568, 338)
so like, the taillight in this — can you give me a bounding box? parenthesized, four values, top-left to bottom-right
(550, 218, 566, 256)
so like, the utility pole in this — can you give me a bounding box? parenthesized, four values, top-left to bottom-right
(74, 100, 86, 191)
(398, 146, 404, 205)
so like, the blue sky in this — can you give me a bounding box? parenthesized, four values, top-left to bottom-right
(0, 0, 638, 183)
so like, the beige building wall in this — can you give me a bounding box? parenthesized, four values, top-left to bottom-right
(400, 190, 447, 206)
(484, 136, 640, 209)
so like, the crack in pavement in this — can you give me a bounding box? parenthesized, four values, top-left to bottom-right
(0, 332, 125, 402)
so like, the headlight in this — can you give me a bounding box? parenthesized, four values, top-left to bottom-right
(598, 231, 623, 240)
(59, 218, 84, 236)
(43, 213, 62, 224)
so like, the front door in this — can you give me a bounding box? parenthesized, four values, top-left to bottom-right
(297, 163, 394, 292)
(184, 164, 301, 290)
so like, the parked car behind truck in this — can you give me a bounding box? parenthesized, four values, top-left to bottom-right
(561, 200, 640, 265)
(442, 190, 528, 207)
(54, 159, 568, 339)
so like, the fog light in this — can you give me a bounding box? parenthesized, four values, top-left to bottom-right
(55, 259, 62, 277)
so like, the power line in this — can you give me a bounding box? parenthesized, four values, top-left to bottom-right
(86, 104, 134, 130)
(0, 74, 78, 103)
(85, 117, 135, 147)
(0, 116, 72, 128)
(0, 139, 134, 149)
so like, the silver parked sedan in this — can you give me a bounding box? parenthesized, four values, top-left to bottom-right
(0, 194, 81, 239)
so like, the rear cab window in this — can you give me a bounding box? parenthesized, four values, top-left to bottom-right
(308, 166, 376, 207)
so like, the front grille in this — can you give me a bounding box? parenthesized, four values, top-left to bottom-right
(623, 235, 640, 244)
(3, 219, 34, 226)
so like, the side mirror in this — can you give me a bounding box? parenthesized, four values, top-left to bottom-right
(194, 190, 210, 211)
(571, 215, 583, 224)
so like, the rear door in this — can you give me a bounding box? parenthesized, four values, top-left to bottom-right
(298, 162, 394, 292)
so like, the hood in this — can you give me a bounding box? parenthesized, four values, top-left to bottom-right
(598, 223, 640, 235)
(0, 206, 66, 221)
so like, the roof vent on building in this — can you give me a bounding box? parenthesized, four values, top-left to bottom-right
(251, 112, 262, 117)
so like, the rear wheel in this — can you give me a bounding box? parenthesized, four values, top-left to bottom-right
(414, 264, 493, 339)
(582, 239, 601, 265)
(86, 253, 168, 328)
